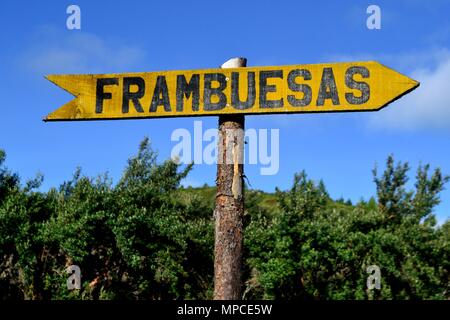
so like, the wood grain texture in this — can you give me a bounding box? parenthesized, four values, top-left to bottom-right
(214, 58, 246, 300)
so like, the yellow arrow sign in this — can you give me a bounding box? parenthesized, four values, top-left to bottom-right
(44, 61, 419, 121)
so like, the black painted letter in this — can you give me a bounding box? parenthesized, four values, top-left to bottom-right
(122, 77, 145, 113)
(150, 76, 171, 112)
(176, 74, 200, 112)
(231, 71, 256, 110)
(259, 70, 283, 108)
(204, 73, 227, 111)
(345, 66, 370, 105)
(317, 68, 340, 106)
(287, 69, 312, 107)
(96, 78, 118, 113)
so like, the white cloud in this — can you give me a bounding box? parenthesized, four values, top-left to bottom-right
(325, 48, 450, 72)
(325, 48, 450, 130)
(21, 26, 146, 74)
(369, 50, 450, 130)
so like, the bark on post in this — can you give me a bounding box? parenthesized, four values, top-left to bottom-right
(213, 57, 246, 300)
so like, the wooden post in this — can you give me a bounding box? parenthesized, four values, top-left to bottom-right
(213, 57, 246, 300)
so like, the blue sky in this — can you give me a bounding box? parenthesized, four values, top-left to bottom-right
(1, 0, 450, 223)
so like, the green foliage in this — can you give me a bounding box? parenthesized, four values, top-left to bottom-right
(244, 158, 450, 300)
(0, 145, 449, 300)
(0, 142, 212, 300)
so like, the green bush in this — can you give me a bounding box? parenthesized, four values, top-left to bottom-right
(0, 143, 449, 300)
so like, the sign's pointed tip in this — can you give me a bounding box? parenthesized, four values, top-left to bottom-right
(43, 113, 53, 122)
(45, 75, 61, 91)
(408, 78, 420, 92)
(44, 98, 80, 122)
(45, 75, 59, 85)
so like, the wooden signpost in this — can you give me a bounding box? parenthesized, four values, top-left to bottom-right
(45, 58, 419, 300)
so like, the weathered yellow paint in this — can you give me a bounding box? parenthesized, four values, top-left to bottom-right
(44, 61, 419, 121)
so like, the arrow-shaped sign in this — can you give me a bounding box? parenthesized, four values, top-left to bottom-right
(44, 61, 419, 121)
